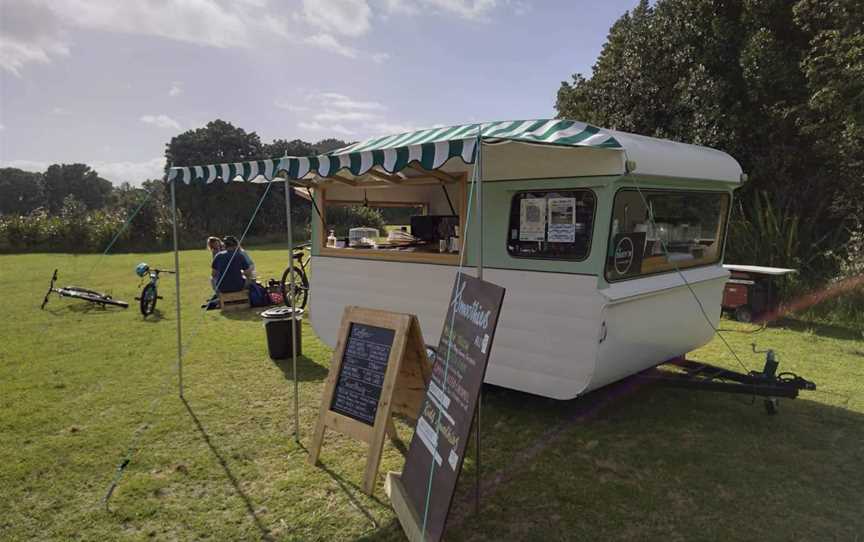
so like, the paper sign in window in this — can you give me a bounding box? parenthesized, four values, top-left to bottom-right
(547, 197, 576, 243)
(519, 198, 546, 241)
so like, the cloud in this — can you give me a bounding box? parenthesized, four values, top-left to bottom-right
(315, 111, 377, 122)
(298, 121, 325, 131)
(381, 0, 500, 21)
(51, 107, 71, 115)
(0, 1, 70, 76)
(371, 52, 390, 63)
(304, 33, 358, 59)
(507, 0, 530, 16)
(0, 0, 292, 74)
(140, 114, 181, 130)
(92, 157, 166, 185)
(302, 0, 372, 37)
(168, 82, 183, 97)
(293, 91, 420, 139)
(0, 123, 4, 131)
(366, 121, 416, 135)
(298, 121, 356, 136)
(0, 157, 165, 186)
(312, 92, 386, 111)
(274, 99, 310, 112)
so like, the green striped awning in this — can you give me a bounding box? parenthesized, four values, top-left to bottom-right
(166, 119, 621, 184)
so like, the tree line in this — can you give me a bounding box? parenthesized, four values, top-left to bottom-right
(0, 121, 349, 253)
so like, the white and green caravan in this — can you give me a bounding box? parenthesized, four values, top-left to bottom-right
(169, 119, 744, 400)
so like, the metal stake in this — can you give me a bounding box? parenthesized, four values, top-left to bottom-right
(475, 133, 483, 514)
(170, 178, 184, 398)
(284, 178, 300, 442)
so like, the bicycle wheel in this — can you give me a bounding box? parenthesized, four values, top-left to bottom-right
(140, 283, 157, 316)
(65, 289, 129, 309)
(281, 265, 309, 310)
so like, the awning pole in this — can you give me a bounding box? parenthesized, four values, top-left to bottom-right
(284, 178, 300, 443)
(475, 135, 483, 515)
(170, 177, 184, 398)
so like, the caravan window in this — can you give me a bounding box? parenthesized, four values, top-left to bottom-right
(507, 189, 595, 260)
(605, 189, 730, 281)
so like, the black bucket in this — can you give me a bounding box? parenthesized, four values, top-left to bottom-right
(261, 307, 303, 359)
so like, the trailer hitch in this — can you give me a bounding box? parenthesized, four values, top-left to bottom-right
(643, 346, 816, 415)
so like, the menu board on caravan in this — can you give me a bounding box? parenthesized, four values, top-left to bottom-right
(398, 273, 506, 542)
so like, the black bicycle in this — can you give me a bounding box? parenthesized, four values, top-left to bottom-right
(134, 263, 175, 317)
(41, 269, 129, 310)
(280, 242, 310, 310)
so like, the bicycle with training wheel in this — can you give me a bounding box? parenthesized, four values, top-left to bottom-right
(280, 242, 310, 310)
(41, 269, 129, 310)
(134, 262, 175, 317)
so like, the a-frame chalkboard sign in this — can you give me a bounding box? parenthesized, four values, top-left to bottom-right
(386, 273, 506, 542)
(308, 306, 431, 495)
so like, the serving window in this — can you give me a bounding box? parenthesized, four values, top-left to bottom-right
(605, 189, 730, 281)
(314, 174, 466, 264)
(506, 189, 596, 260)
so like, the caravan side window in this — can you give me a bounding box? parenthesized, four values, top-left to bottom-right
(506, 189, 595, 260)
(605, 189, 730, 281)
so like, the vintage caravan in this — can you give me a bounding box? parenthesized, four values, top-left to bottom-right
(298, 120, 743, 400)
(169, 119, 744, 400)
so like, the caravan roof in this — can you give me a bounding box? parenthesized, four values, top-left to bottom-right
(167, 119, 743, 185)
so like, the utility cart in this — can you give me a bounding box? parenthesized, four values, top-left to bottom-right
(722, 264, 796, 322)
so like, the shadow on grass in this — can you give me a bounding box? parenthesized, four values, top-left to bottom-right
(363, 374, 864, 540)
(269, 354, 328, 382)
(316, 460, 383, 531)
(493, 383, 862, 539)
(771, 317, 863, 342)
(220, 308, 264, 322)
(140, 308, 165, 322)
(48, 300, 131, 315)
(181, 397, 275, 541)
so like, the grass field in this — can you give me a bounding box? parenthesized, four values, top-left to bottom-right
(1, 247, 862, 541)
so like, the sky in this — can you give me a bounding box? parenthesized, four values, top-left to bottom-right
(0, 0, 639, 185)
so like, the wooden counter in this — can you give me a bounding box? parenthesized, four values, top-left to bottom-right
(318, 246, 460, 265)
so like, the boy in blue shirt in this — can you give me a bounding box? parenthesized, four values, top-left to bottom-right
(211, 236, 249, 293)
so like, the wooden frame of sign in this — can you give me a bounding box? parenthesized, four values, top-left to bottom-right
(308, 306, 430, 495)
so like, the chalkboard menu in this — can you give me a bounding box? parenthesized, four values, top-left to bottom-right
(330, 323, 395, 425)
(400, 273, 505, 542)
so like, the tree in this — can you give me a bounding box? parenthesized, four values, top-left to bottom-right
(165, 119, 263, 169)
(262, 138, 315, 158)
(42, 163, 113, 212)
(313, 138, 351, 153)
(555, 0, 862, 285)
(0, 168, 44, 215)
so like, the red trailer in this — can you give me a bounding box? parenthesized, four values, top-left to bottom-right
(722, 264, 796, 322)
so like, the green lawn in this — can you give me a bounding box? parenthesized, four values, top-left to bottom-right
(1, 247, 862, 541)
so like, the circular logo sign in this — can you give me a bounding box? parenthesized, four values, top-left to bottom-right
(613, 236, 635, 276)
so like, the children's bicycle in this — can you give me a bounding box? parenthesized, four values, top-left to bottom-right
(280, 242, 310, 310)
(41, 269, 129, 310)
(134, 263, 175, 317)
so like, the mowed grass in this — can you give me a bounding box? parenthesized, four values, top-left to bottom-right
(1, 247, 862, 541)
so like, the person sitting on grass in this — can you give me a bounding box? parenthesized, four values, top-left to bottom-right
(236, 239, 257, 286)
(206, 236, 223, 260)
(211, 236, 249, 293)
